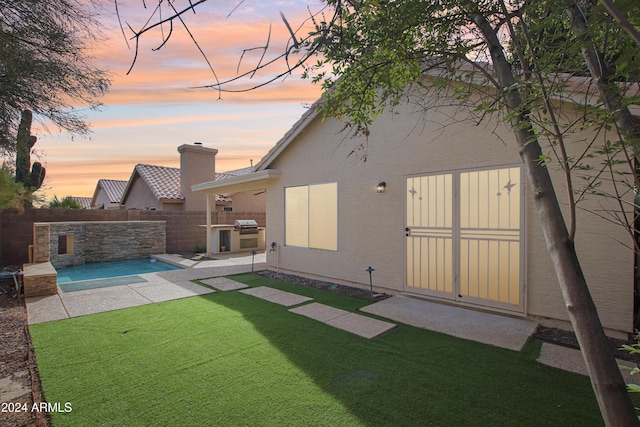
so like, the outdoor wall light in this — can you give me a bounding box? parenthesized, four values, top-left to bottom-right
(377, 182, 387, 193)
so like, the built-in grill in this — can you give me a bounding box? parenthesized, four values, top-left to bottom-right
(234, 219, 259, 234)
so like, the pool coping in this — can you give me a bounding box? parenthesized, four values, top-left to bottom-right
(58, 275, 149, 293)
(56, 258, 183, 285)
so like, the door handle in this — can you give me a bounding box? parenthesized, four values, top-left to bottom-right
(405, 227, 410, 236)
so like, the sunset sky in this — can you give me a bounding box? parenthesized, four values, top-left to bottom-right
(35, 0, 324, 199)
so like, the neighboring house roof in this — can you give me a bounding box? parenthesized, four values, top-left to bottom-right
(71, 197, 92, 209)
(120, 164, 182, 207)
(97, 179, 128, 204)
(121, 163, 238, 205)
(214, 166, 254, 181)
(213, 167, 253, 201)
(215, 194, 233, 203)
(130, 164, 184, 201)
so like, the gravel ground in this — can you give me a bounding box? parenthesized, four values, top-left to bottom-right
(533, 325, 640, 363)
(258, 270, 391, 301)
(0, 292, 49, 427)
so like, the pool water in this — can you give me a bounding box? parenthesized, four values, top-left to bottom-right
(57, 258, 181, 284)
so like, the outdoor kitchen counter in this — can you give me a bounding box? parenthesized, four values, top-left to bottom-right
(201, 224, 266, 255)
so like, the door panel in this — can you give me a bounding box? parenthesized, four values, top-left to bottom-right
(405, 167, 523, 311)
(405, 174, 454, 296)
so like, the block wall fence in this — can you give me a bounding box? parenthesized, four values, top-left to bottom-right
(1, 209, 266, 266)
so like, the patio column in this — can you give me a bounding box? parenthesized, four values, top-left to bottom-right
(206, 193, 212, 257)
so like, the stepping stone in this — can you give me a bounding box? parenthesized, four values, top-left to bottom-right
(537, 342, 640, 382)
(290, 302, 396, 339)
(200, 277, 248, 291)
(239, 286, 280, 298)
(289, 302, 350, 322)
(239, 286, 313, 307)
(326, 313, 396, 339)
(0, 372, 30, 401)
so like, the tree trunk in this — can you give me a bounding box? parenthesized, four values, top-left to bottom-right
(566, 1, 640, 156)
(472, 12, 639, 427)
(598, 0, 640, 49)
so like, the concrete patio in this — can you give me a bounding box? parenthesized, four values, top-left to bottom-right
(360, 295, 538, 351)
(26, 253, 266, 324)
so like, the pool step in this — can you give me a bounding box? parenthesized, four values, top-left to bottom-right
(59, 275, 148, 293)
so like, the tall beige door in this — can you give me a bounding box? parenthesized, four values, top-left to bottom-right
(405, 166, 524, 311)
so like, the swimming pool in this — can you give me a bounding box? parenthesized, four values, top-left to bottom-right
(57, 258, 182, 284)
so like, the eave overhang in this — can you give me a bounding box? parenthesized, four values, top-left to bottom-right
(191, 169, 281, 194)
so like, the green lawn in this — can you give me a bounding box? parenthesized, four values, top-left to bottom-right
(30, 273, 607, 426)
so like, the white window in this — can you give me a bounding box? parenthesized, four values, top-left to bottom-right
(285, 182, 337, 250)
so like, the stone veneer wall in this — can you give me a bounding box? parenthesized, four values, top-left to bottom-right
(32, 223, 50, 264)
(33, 221, 166, 269)
(22, 262, 58, 297)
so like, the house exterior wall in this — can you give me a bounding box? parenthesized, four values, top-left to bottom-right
(93, 189, 110, 208)
(263, 101, 633, 337)
(93, 188, 121, 209)
(215, 211, 266, 227)
(228, 191, 266, 212)
(123, 175, 164, 210)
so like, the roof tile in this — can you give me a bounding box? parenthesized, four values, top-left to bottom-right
(214, 166, 254, 181)
(71, 197, 92, 209)
(98, 179, 128, 203)
(135, 164, 183, 200)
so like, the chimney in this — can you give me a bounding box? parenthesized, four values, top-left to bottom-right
(178, 143, 218, 211)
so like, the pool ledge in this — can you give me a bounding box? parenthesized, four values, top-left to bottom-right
(23, 262, 58, 297)
(152, 254, 197, 268)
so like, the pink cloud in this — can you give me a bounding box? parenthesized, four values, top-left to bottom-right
(41, 1, 326, 199)
(103, 79, 321, 106)
(101, 3, 320, 78)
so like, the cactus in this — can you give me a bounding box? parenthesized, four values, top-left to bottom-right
(15, 110, 45, 190)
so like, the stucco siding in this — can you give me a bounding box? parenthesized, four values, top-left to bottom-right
(525, 189, 633, 334)
(93, 190, 110, 208)
(267, 104, 518, 287)
(123, 176, 161, 210)
(229, 191, 266, 212)
(264, 98, 633, 336)
(178, 144, 217, 211)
